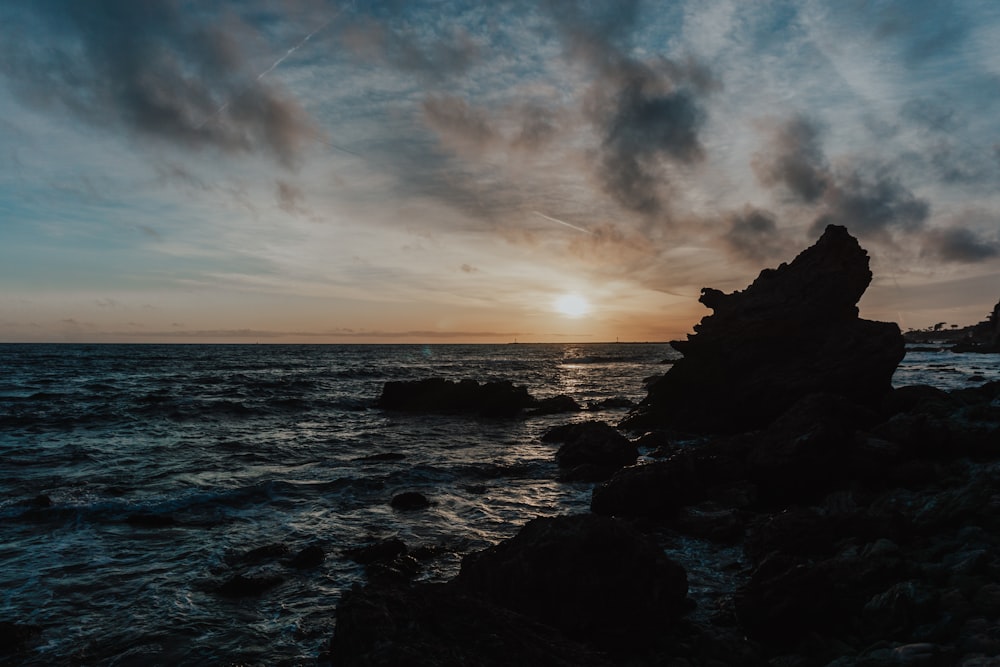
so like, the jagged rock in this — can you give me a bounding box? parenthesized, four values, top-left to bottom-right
(552, 421, 638, 479)
(591, 437, 748, 518)
(623, 225, 904, 434)
(345, 538, 407, 565)
(330, 582, 612, 667)
(456, 513, 687, 651)
(376, 378, 533, 417)
(591, 459, 697, 518)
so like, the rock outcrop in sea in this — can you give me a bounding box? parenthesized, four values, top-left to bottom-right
(624, 224, 905, 433)
(329, 225, 1000, 666)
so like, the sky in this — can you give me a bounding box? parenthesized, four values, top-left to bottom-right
(1, 0, 999, 343)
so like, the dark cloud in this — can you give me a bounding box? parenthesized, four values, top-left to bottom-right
(0, 0, 320, 165)
(546, 0, 712, 217)
(276, 180, 307, 215)
(422, 95, 500, 152)
(921, 226, 999, 263)
(753, 116, 829, 203)
(511, 103, 560, 150)
(720, 207, 789, 263)
(901, 96, 957, 132)
(811, 172, 929, 239)
(756, 116, 929, 241)
(587, 60, 707, 215)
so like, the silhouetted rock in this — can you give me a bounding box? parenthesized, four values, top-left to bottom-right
(745, 393, 870, 503)
(224, 542, 290, 567)
(376, 378, 533, 417)
(345, 538, 407, 565)
(0, 621, 41, 660)
(591, 459, 695, 518)
(330, 582, 611, 667)
(390, 492, 431, 511)
(527, 394, 581, 416)
(286, 545, 324, 569)
(551, 421, 638, 481)
(623, 225, 904, 433)
(591, 437, 748, 518)
(587, 396, 636, 411)
(457, 513, 687, 651)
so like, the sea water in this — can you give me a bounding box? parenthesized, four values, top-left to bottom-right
(0, 342, 997, 665)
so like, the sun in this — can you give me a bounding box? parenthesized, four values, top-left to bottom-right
(553, 293, 591, 318)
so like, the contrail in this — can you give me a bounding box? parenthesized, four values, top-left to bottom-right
(532, 211, 592, 234)
(198, 11, 342, 130)
(255, 15, 336, 82)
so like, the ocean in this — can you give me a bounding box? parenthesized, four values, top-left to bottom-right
(1, 342, 998, 665)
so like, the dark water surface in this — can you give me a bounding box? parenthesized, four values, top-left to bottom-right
(1, 343, 997, 665)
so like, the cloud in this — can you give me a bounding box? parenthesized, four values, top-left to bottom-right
(422, 95, 500, 154)
(545, 0, 713, 217)
(0, 0, 321, 165)
(276, 180, 309, 216)
(811, 171, 929, 239)
(340, 17, 479, 83)
(755, 116, 929, 240)
(753, 116, 830, 203)
(921, 226, 999, 263)
(720, 207, 790, 263)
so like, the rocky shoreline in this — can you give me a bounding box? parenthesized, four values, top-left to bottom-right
(330, 226, 1000, 667)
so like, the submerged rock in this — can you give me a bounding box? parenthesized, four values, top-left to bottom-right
(623, 224, 904, 433)
(390, 492, 431, 511)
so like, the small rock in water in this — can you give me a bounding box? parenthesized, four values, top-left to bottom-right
(225, 542, 290, 567)
(345, 538, 407, 565)
(286, 545, 325, 570)
(587, 396, 635, 411)
(391, 492, 431, 511)
(527, 394, 581, 416)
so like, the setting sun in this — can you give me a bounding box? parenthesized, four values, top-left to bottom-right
(553, 293, 591, 318)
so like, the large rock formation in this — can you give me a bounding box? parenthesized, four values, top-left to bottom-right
(623, 224, 904, 433)
(456, 514, 688, 651)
